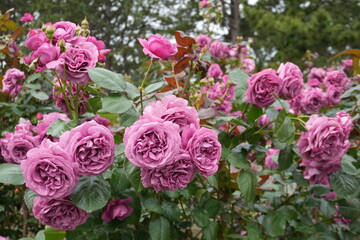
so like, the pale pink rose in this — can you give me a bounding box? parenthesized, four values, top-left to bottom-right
(2, 68, 25, 96)
(25, 29, 49, 51)
(209, 40, 229, 58)
(277, 62, 304, 100)
(138, 35, 178, 59)
(101, 198, 133, 222)
(20, 13, 34, 22)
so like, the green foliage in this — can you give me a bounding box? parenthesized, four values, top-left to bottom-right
(0, 163, 24, 185)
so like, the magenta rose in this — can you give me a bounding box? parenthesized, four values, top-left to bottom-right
(298, 113, 352, 176)
(138, 34, 178, 59)
(35, 112, 70, 139)
(56, 42, 98, 84)
(326, 85, 342, 105)
(323, 70, 350, 90)
(124, 117, 181, 169)
(52, 21, 77, 44)
(242, 58, 255, 74)
(307, 67, 326, 87)
(142, 95, 200, 131)
(25, 43, 60, 72)
(277, 62, 304, 100)
(2, 68, 26, 96)
(25, 29, 49, 51)
(245, 68, 283, 108)
(101, 198, 133, 222)
(196, 35, 211, 49)
(21, 139, 79, 199)
(182, 125, 221, 177)
(265, 148, 279, 169)
(33, 197, 89, 230)
(208, 64, 223, 78)
(59, 120, 115, 176)
(342, 59, 353, 72)
(141, 151, 196, 192)
(0, 130, 40, 164)
(209, 40, 229, 59)
(299, 87, 328, 113)
(20, 13, 34, 22)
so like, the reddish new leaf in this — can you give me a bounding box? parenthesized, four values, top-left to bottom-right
(11, 27, 24, 40)
(175, 31, 195, 47)
(174, 57, 191, 74)
(174, 46, 191, 59)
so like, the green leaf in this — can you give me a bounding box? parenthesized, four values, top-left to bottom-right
(88, 68, 126, 91)
(237, 170, 257, 203)
(202, 198, 221, 218)
(110, 168, 130, 194)
(207, 174, 219, 189)
(275, 110, 295, 142)
(247, 104, 263, 122)
(35, 230, 45, 240)
(44, 226, 66, 240)
(247, 222, 262, 240)
(70, 176, 111, 213)
(341, 158, 359, 175)
(149, 217, 171, 240)
(144, 198, 164, 214)
(124, 160, 144, 191)
(30, 91, 49, 100)
(319, 199, 336, 217)
(263, 208, 289, 237)
(338, 199, 360, 220)
(330, 172, 360, 199)
(145, 82, 164, 93)
(24, 189, 38, 211)
(202, 221, 218, 240)
(192, 208, 210, 227)
(46, 119, 77, 138)
(223, 149, 250, 169)
(120, 108, 140, 127)
(27, 73, 41, 82)
(310, 185, 331, 197)
(125, 82, 140, 99)
(278, 144, 293, 170)
(162, 200, 181, 222)
(0, 163, 25, 185)
(101, 93, 133, 114)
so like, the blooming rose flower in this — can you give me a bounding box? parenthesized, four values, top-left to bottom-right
(208, 64, 223, 78)
(59, 120, 114, 176)
(101, 198, 133, 222)
(265, 148, 279, 169)
(277, 62, 304, 100)
(326, 85, 342, 105)
(142, 95, 200, 131)
(214, 100, 233, 114)
(257, 114, 272, 128)
(56, 41, 98, 84)
(0, 130, 40, 164)
(245, 69, 282, 108)
(138, 35, 178, 59)
(242, 58, 255, 74)
(298, 113, 352, 176)
(2, 68, 26, 96)
(342, 59, 353, 72)
(307, 67, 326, 87)
(299, 87, 328, 113)
(35, 112, 70, 139)
(323, 70, 350, 90)
(21, 139, 79, 199)
(182, 125, 221, 177)
(209, 40, 229, 59)
(196, 35, 211, 49)
(52, 21, 77, 44)
(24, 43, 60, 72)
(0, 236, 10, 240)
(209, 75, 236, 102)
(141, 151, 196, 192)
(33, 197, 89, 230)
(124, 117, 181, 169)
(25, 29, 49, 51)
(20, 13, 34, 22)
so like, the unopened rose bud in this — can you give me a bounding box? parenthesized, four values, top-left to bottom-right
(81, 17, 89, 29)
(75, 25, 81, 35)
(36, 112, 43, 120)
(41, 23, 47, 32)
(59, 39, 66, 53)
(199, 79, 208, 86)
(46, 25, 54, 40)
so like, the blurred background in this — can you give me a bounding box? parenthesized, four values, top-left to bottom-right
(1, 0, 360, 78)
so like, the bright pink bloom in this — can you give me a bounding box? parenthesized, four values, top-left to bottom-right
(342, 59, 353, 72)
(138, 35, 177, 59)
(20, 13, 34, 22)
(25, 29, 49, 51)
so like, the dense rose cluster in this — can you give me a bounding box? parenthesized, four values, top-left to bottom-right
(297, 112, 353, 185)
(124, 95, 221, 192)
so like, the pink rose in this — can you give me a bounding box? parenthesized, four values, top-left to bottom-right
(20, 13, 34, 22)
(182, 125, 221, 177)
(326, 85, 342, 105)
(2, 68, 25, 96)
(323, 70, 350, 90)
(33, 197, 89, 230)
(52, 21, 77, 44)
(265, 148, 279, 169)
(242, 58, 255, 74)
(101, 198, 133, 222)
(299, 87, 328, 113)
(25, 29, 49, 51)
(307, 67, 326, 87)
(245, 69, 283, 108)
(138, 35, 178, 59)
(25, 43, 60, 72)
(86, 36, 105, 50)
(141, 151, 196, 192)
(277, 62, 304, 100)
(35, 112, 70, 139)
(52, 82, 88, 115)
(257, 114, 272, 128)
(207, 64, 223, 78)
(209, 75, 236, 101)
(56, 42, 98, 84)
(214, 100, 233, 114)
(335, 111, 353, 137)
(196, 35, 211, 49)
(342, 59, 353, 72)
(21, 139, 79, 199)
(209, 40, 229, 59)
(59, 120, 115, 176)
(124, 117, 181, 169)
(142, 95, 200, 131)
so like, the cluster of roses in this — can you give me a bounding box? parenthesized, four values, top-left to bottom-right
(245, 62, 304, 108)
(297, 112, 353, 187)
(289, 67, 352, 114)
(123, 95, 221, 192)
(22, 19, 110, 114)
